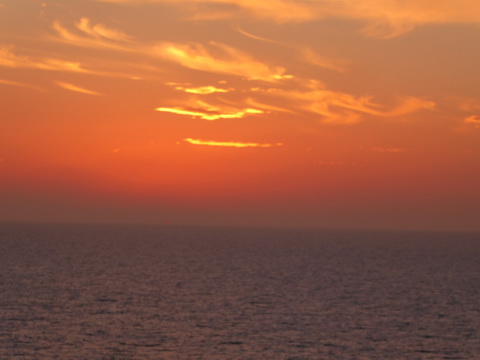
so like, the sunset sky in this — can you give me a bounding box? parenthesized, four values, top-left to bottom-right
(1, 0, 480, 231)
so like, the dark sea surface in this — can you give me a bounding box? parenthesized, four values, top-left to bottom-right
(1, 223, 480, 359)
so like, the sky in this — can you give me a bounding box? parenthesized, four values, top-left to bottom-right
(1, 0, 480, 231)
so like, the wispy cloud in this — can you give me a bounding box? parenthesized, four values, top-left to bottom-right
(464, 115, 480, 128)
(49, 20, 292, 82)
(56, 81, 103, 96)
(0, 46, 90, 73)
(51, 19, 133, 51)
(250, 80, 435, 124)
(76, 18, 133, 42)
(156, 105, 263, 121)
(173, 85, 230, 94)
(156, 41, 291, 81)
(94, 0, 315, 22)
(39, 17, 436, 126)
(155, 77, 434, 125)
(0, 78, 44, 91)
(237, 26, 349, 73)
(300, 48, 350, 73)
(184, 138, 282, 148)
(245, 98, 297, 114)
(94, 0, 480, 38)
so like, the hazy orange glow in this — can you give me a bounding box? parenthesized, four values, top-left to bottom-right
(1, 0, 479, 231)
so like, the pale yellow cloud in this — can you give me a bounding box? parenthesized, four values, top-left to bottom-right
(155, 41, 290, 81)
(174, 85, 230, 94)
(184, 138, 282, 148)
(156, 106, 263, 121)
(56, 81, 103, 96)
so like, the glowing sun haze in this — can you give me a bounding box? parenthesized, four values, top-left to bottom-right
(1, 0, 479, 231)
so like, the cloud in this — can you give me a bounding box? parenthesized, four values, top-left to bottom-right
(0, 78, 44, 91)
(184, 138, 283, 148)
(76, 18, 133, 42)
(56, 81, 103, 96)
(154, 41, 291, 81)
(300, 48, 350, 73)
(0, 46, 90, 73)
(251, 80, 435, 124)
(464, 115, 480, 128)
(51, 19, 133, 51)
(155, 77, 434, 125)
(173, 85, 230, 94)
(50, 20, 292, 82)
(43, 18, 435, 125)
(245, 98, 297, 114)
(237, 26, 349, 72)
(156, 104, 263, 121)
(93, 0, 480, 38)
(95, 0, 316, 22)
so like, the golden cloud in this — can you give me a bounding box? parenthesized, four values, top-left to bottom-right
(184, 138, 283, 148)
(155, 41, 290, 81)
(50, 20, 292, 82)
(156, 105, 263, 121)
(174, 85, 230, 94)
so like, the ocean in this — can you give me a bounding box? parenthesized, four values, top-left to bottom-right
(1, 223, 479, 359)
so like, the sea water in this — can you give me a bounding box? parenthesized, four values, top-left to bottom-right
(1, 223, 479, 359)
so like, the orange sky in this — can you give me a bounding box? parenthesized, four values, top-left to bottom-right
(1, 0, 480, 231)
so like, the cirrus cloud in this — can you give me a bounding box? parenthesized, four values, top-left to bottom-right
(155, 41, 291, 81)
(92, 0, 480, 38)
